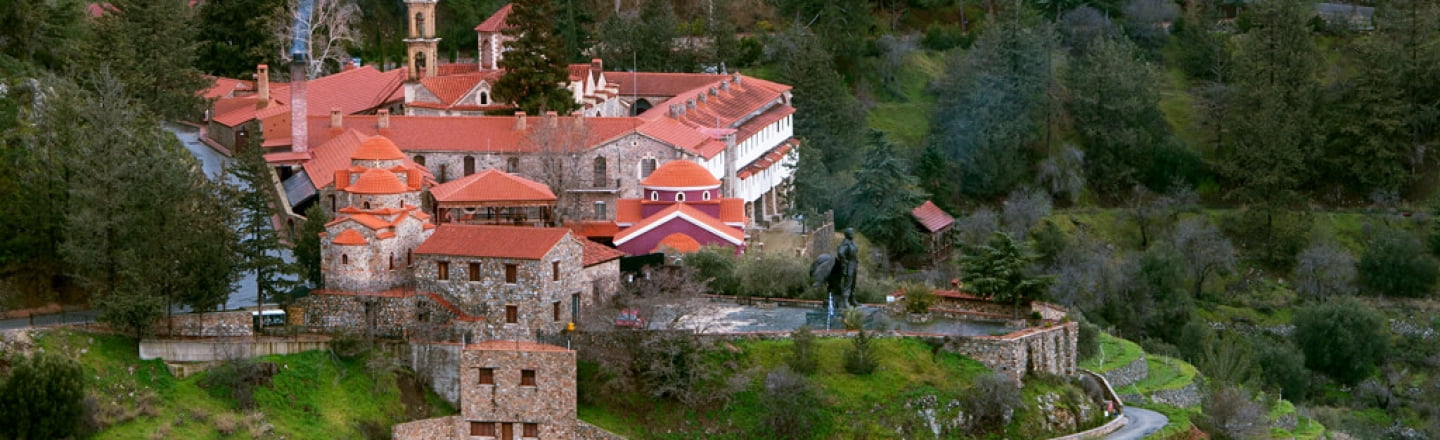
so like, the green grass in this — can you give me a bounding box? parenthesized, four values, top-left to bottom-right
(32, 329, 454, 439)
(1138, 403, 1199, 440)
(866, 50, 946, 152)
(1119, 355, 1199, 396)
(1080, 332, 1144, 373)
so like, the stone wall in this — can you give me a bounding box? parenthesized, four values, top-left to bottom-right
(156, 311, 253, 338)
(1123, 381, 1202, 409)
(460, 345, 577, 440)
(322, 209, 432, 293)
(292, 291, 442, 338)
(408, 342, 463, 405)
(581, 260, 621, 314)
(944, 321, 1079, 384)
(575, 421, 628, 440)
(138, 338, 330, 362)
(1100, 354, 1149, 388)
(413, 235, 585, 338)
(392, 415, 461, 440)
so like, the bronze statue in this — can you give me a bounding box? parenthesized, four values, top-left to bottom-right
(811, 227, 861, 309)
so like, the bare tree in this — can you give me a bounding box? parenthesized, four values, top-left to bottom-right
(1048, 230, 1125, 309)
(953, 207, 1000, 251)
(1171, 217, 1237, 298)
(1292, 240, 1357, 299)
(274, 0, 361, 78)
(1198, 385, 1268, 440)
(1037, 144, 1086, 204)
(1002, 188, 1053, 240)
(1125, 185, 1183, 249)
(526, 115, 591, 225)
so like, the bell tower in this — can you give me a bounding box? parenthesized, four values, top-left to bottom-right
(404, 0, 441, 80)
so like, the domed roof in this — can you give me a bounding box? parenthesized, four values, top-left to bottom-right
(347, 168, 408, 194)
(351, 136, 406, 161)
(331, 229, 368, 246)
(641, 160, 721, 189)
(655, 233, 701, 254)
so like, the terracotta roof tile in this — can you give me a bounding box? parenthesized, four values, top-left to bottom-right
(719, 199, 746, 224)
(436, 63, 480, 76)
(305, 114, 638, 154)
(352, 136, 406, 160)
(208, 66, 404, 129)
(578, 238, 625, 266)
(201, 76, 252, 99)
(641, 160, 720, 188)
(606, 71, 727, 97)
(912, 201, 955, 233)
(614, 204, 745, 245)
(656, 233, 701, 254)
(302, 130, 432, 190)
(414, 224, 571, 260)
(430, 169, 556, 203)
(465, 339, 570, 352)
(331, 229, 368, 245)
(345, 168, 409, 194)
(417, 71, 503, 107)
(615, 199, 643, 224)
(474, 4, 513, 32)
(569, 220, 619, 238)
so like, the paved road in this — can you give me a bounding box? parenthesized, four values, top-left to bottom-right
(0, 310, 100, 331)
(1107, 407, 1169, 440)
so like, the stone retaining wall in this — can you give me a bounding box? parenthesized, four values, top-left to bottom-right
(157, 311, 253, 338)
(1100, 354, 1149, 388)
(407, 342, 463, 405)
(392, 415, 461, 440)
(944, 321, 1079, 384)
(138, 338, 330, 362)
(575, 421, 627, 440)
(1120, 380, 1203, 409)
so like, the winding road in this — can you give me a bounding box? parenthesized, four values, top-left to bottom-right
(1107, 406, 1169, 440)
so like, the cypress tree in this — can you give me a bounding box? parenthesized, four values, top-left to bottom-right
(493, 0, 578, 114)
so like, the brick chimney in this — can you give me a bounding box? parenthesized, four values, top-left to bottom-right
(329, 107, 343, 128)
(290, 59, 308, 153)
(377, 109, 390, 129)
(544, 111, 558, 128)
(571, 111, 585, 128)
(591, 58, 603, 73)
(669, 104, 685, 118)
(255, 64, 270, 108)
(719, 81, 729, 92)
(514, 111, 527, 130)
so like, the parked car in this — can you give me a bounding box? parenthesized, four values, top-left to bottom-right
(615, 309, 645, 329)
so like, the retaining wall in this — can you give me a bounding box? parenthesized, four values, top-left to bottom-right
(1101, 354, 1149, 388)
(575, 421, 627, 440)
(138, 338, 330, 362)
(391, 415, 461, 440)
(156, 311, 253, 338)
(944, 321, 1079, 384)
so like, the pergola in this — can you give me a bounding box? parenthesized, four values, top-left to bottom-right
(429, 170, 558, 227)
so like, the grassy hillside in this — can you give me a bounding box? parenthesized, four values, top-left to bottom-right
(28, 329, 453, 439)
(578, 337, 1107, 439)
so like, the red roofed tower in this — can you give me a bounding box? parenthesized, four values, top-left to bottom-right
(320, 134, 436, 291)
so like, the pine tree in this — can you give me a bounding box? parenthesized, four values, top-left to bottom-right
(961, 232, 1053, 319)
(85, 0, 209, 120)
(229, 138, 299, 310)
(777, 27, 865, 214)
(553, 0, 593, 63)
(493, 0, 578, 114)
(915, 142, 957, 212)
(196, 0, 284, 77)
(845, 130, 925, 259)
(1066, 36, 1169, 195)
(295, 204, 330, 288)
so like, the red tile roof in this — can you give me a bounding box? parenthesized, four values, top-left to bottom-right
(201, 76, 252, 99)
(437, 63, 480, 76)
(641, 160, 720, 188)
(305, 114, 639, 154)
(473, 4, 513, 32)
(430, 169, 557, 203)
(465, 339, 570, 352)
(344, 168, 409, 194)
(615, 199, 643, 225)
(632, 74, 793, 160)
(331, 229, 368, 245)
(912, 201, 955, 233)
(606, 72, 728, 97)
(352, 136, 406, 160)
(579, 238, 625, 266)
(656, 233, 701, 254)
(569, 220, 619, 238)
(208, 66, 405, 129)
(416, 71, 503, 107)
(614, 203, 745, 245)
(415, 224, 571, 260)
(302, 130, 433, 190)
(719, 199, 747, 225)
(738, 139, 796, 180)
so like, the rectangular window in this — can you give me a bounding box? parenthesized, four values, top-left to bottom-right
(470, 422, 495, 436)
(469, 262, 481, 282)
(505, 264, 518, 283)
(477, 368, 493, 385)
(437, 261, 449, 280)
(553, 301, 561, 322)
(505, 305, 517, 324)
(522, 423, 539, 438)
(594, 201, 606, 219)
(521, 369, 536, 387)
(552, 261, 560, 281)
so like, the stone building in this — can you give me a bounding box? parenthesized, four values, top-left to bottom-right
(320, 135, 436, 292)
(392, 340, 577, 440)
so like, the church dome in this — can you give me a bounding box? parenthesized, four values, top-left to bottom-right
(348, 168, 409, 194)
(641, 160, 721, 189)
(352, 136, 406, 161)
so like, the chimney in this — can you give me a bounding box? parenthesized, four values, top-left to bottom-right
(731, 73, 742, 86)
(514, 111, 527, 130)
(708, 87, 717, 97)
(330, 107, 343, 128)
(698, 92, 707, 103)
(669, 104, 685, 118)
(377, 109, 390, 129)
(571, 111, 585, 128)
(290, 58, 308, 153)
(686, 99, 696, 110)
(591, 58, 603, 73)
(545, 110, 558, 127)
(719, 81, 729, 92)
(255, 64, 270, 108)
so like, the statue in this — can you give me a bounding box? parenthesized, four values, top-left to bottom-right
(811, 227, 862, 310)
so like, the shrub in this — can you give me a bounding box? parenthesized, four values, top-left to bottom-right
(789, 326, 819, 375)
(963, 373, 1022, 433)
(1293, 297, 1389, 385)
(901, 283, 936, 314)
(198, 360, 279, 409)
(0, 351, 85, 440)
(682, 245, 739, 295)
(1255, 339, 1309, 402)
(1076, 316, 1101, 361)
(844, 329, 877, 375)
(1197, 385, 1268, 440)
(1358, 227, 1439, 298)
(1293, 240, 1357, 299)
(736, 252, 810, 298)
(921, 24, 968, 51)
(1222, 208, 1312, 270)
(757, 367, 827, 438)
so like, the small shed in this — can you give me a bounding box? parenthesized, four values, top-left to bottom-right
(912, 200, 956, 263)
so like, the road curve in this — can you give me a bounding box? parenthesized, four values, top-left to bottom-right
(1107, 406, 1169, 440)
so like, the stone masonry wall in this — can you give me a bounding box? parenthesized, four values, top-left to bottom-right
(575, 421, 628, 440)
(944, 321, 1079, 384)
(156, 311, 253, 338)
(413, 236, 585, 339)
(408, 342, 463, 405)
(392, 415, 461, 440)
(293, 292, 427, 338)
(461, 347, 577, 440)
(1100, 354, 1149, 388)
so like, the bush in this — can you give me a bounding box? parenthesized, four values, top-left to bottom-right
(683, 245, 739, 295)
(1255, 339, 1310, 401)
(1197, 385, 1268, 440)
(921, 23, 969, 51)
(757, 367, 827, 438)
(789, 326, 819, 375)
(0, 351, 85, 440)
(963, 373, 1022, 433)
(736, 252, 811, 298)
(1358, 227, 1439, 298)
(901, 283, 936, 314)
(1076, 316, 1101, 361)
(1293, 297, 1389, 385)
(199, 359, 279, 409)
(844, 328, 877, 375)
(1222, 208, 1312, 270)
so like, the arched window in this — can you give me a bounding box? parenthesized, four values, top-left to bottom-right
(507, 157, 520, 173)
(363, 201, 371, 209)
(593, 157, 607, 187)
(675, 192, 686, 202)
(464, 156, 476, 176)
(702, 191, 711, 201)
(413, 155, 425, 166)
(649, 191, 659, 201)
(415, 51, 427, 72)
(633, 99, 653, 116)
(414, 12, 426, 37)
(342, 254, 349, 265)
(641, 158, 657, 178)
(478, 91, 489, 105)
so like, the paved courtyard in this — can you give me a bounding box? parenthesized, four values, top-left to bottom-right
(669, 303, 1008, 336)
